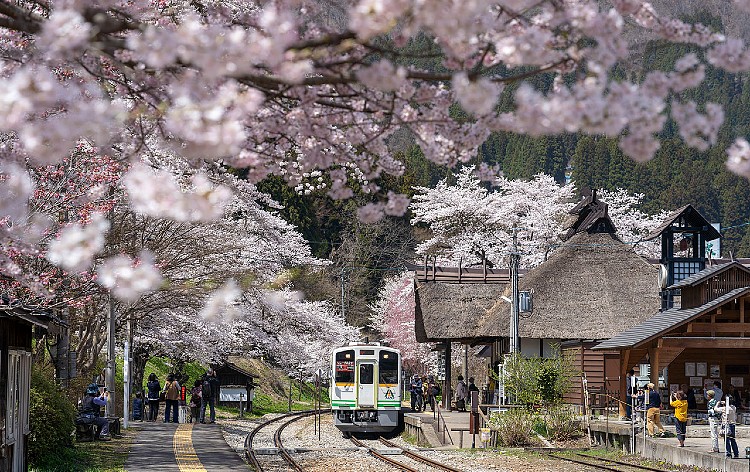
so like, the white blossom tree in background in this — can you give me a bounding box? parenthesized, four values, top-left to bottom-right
(597, 188, 671, 258)
(411, 167, 575, 268)
(411, 168, 672, 268)
(4, 0, 750, 297)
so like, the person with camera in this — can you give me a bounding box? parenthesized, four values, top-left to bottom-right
(79, 384, 111, 440)
(670, 390, 688, 447)
(714, 396, 739, 458)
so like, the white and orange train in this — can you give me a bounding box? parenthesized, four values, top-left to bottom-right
(330, 343, 402, 436)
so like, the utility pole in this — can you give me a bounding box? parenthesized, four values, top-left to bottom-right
(510, 228, 521, 354)
(106, 296, 116, 418)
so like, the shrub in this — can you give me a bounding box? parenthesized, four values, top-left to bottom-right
(544, 404, 582, 441)
(28, 366, 77, 469)
(488, 408, 537, 447)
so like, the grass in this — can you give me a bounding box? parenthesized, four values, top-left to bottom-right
(30, 425, 134, 472)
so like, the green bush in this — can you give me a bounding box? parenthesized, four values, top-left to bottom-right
(544, 404, 582, 441)
(488, 408, 537, 447)
(28, 366, 77, 469)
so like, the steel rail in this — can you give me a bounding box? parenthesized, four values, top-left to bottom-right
(245, 408, 330, 472)
(378, 437, 462, 472)
(350, 436, 420, 472)
(548, 452, 669, 472)
(572, 453, 668, 472)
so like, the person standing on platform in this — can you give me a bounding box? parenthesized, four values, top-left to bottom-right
(645, 383, 665, 437)
(455, 375, 468, 412)
(715, 397, 739, 458)
(163, 374, 180, 423)
(468, 377, 480, 406)
(706, 390, 721, 453)
(409, 374, 423, 412)
(625, 369, 637, 420)
(670, 390, 688, 447)
(706, 380, 723, 406)
(146, 373, 161, 422)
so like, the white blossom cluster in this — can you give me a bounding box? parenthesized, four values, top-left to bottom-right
(46, 213, 109, 273)
(411, 167, 672, 268)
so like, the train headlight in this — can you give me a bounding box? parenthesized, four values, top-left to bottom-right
(345, 353, 351, 359)
(383, 353, 389, 359)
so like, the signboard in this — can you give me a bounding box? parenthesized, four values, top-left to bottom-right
(436, 351, 445, 381)
(219, 387, 254, 402)
(336, 361, 354, 372)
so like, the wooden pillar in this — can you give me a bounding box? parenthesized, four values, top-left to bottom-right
(443, 342, 452, 410)
(648, 347, 660, 387)
(741, 298, 745, 338)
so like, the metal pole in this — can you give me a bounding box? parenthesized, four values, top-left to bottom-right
(124, 316, 132, 429)
(510, 228, 521, 354)
(106, 296, 116, 418)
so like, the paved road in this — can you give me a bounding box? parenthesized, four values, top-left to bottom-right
(125, 421, 249, 471)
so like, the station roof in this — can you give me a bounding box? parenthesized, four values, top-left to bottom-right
(593, 286, 750, 350)
(667, 261, 750, 289)
(644, 204, 721, 241)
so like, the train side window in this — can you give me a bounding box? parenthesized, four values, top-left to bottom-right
(335, 350, 355, 383)
(360, 363, 374, 384)
(379, 351, 398, 384)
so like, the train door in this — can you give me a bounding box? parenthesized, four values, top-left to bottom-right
(357, 361, 376, 408)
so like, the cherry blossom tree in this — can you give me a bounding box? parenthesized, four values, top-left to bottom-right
(369, 272, 434, 375)
(411, 168, 672, 267)
(411, 167, 575, 268)
(597, 188, 671, 258)
(2, 0, 750, 294)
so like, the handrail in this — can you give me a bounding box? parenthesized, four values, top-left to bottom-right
(435, 405, 455, 445)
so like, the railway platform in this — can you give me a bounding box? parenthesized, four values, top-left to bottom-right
(124, 421, 249, 471)
(593, 417, 750, 471)
(404, 408, 474, 448)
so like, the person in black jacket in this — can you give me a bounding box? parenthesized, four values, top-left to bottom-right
(146, 373, 161, 422)
(200, 370, 220, 424)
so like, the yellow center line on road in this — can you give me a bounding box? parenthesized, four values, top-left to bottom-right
(173, 423, 208, 472)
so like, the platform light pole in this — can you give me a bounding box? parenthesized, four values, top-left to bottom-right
(105, 296, 116, 418)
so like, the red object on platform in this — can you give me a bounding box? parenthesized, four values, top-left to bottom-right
(180, 386, 186, 401)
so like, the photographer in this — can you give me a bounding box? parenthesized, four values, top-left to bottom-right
(670, 390, 688, 447)
(79, 384, 111, 440)
(714, 397, 739, 459)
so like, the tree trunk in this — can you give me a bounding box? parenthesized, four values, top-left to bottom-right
(131, 343, 150, 394)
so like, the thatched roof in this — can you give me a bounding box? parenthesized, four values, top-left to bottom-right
(561, 189, 617, 241)
(414, 281, 508, 343)
(481, 232, 661, 340)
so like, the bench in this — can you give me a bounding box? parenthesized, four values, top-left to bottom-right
(75, 420, 96, 442)
(74, 416, 122, 441)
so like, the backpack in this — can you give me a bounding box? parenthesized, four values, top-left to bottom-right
(165, 381, 179, 400)
(201, 379, 212, 399)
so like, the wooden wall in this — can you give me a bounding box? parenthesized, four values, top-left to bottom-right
(0, 317, 34, 472)
(562, 343, 622, 405)
(666, 348, 750, 405)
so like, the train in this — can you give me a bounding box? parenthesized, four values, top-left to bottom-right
(330, 342, 402, 436)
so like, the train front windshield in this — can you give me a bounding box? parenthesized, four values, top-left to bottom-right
(335, 350, 355, 383)
(379, 351, 399, 384)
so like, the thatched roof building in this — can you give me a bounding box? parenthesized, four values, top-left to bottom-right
(414, 282, 507, 343)
(482, 231, 661, 340)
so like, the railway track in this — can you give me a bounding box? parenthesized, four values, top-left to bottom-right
(548, 452, 671, 472)
(245, 409, 329, 472)
(349, 436, 462, 472)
